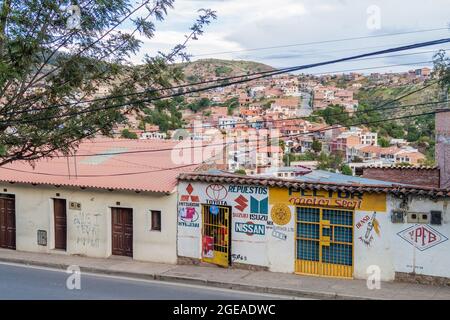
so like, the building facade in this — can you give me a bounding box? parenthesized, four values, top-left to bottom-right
(177, 172, 450, 282)
(0, 138, 201, 264)
(0, 184, 177, 263)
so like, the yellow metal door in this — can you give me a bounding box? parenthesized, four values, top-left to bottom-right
(202, 205, 230, 267)
(295, 207, 354, 278)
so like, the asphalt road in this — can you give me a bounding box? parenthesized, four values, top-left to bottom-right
(298, 91, 313, 117)
(0, 262, 297, 300)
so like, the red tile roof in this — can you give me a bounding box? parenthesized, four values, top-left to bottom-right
(0, 138, 202, 193)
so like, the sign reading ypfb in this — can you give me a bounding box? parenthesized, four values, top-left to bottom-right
(398, 225, 448, 251)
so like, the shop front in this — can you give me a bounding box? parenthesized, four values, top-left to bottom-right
(177, 179, 270, 269)
(269, 187, 387, 279)
(177, 174, 389, 280)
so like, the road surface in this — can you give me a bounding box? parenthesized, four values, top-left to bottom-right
(0, 262, 300, 300)
(298, 91, 313, 117)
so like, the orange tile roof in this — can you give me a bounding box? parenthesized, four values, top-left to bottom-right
(0, 138, 202, 193)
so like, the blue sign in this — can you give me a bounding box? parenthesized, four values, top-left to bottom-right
(250, 197, 268, 214)
(235, 222, 265, 236)
(210, 205, 219, 215)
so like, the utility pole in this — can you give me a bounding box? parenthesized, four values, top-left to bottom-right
(436, 83, 450, 188)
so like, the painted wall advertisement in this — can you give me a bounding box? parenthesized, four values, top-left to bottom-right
(269, 187, 387, 212)
(177, 181, 275, 267)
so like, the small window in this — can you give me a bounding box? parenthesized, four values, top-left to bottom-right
(151, 210, 161, 231)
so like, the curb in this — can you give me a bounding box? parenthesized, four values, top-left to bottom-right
(0, 256, 374, 300)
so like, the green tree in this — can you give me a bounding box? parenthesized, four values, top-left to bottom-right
(312, 139, 322, 153)
(188, 97, 211, 113)
(225, 97, 239, 115)
(121, 129, 138, 139)
(0, 0, 216, 165)
(279, 139, 286, 152)
(234, 169, 246, 175)
(378, 137, 390, 147)
(406, 125, 420, 142)
(317, 152, 345, 171)
(142, 99, 184, 132)
(340, 164, 353, 176)
(316, 104, 351, 126)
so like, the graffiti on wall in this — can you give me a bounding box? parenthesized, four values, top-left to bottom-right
(73, 212, 100, 248)
(357, 212, 380, 247)
(231, 253, 248, 262)
(397, 225, 448, 251)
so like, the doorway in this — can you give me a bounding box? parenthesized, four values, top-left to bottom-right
(111, 208, 133, 257)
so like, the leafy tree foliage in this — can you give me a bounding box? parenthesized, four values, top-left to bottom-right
(142, 98, 184, 132)
(188, 97, 211, 113)
(0, 0, 216, 164)
(312, 139, 322, 153)
(121, 129, 138, 139)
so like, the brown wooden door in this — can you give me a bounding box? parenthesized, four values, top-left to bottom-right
(0, 197, 16, 250)
(54, 199, 67, 250)
(112, 208, 133, 257)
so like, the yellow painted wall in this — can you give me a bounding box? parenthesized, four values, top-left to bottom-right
(269, 187, 387, 212)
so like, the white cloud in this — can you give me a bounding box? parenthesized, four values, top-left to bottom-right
(127, 29, 244, 64)
(118, 0, 450, 73)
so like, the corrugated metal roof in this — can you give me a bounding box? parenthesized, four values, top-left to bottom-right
(297, 170, 400, 186)
(0, 138, 202, 193)
(178, 172, 450, 198)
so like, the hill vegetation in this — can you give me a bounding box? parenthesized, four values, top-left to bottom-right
(177, 59, 275, 83)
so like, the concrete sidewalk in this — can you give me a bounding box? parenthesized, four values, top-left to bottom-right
(0, 249, 449, 300)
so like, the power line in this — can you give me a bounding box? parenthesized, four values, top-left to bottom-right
(4, 47, 445, 119)
(1, 107, 446, 177)
(1, 60, 435, 125)
(4, 37, 450, 125)
(31, 0, 154, 86)
(0, 162, 200, 177)
(5, 39, 450, 117)
(192, 27, 450, 57)
(175, 81, 440, 130)
(67, 75, 439, 142)
(11, 1, 173, 111)
(251, 40, 448, 61)
(32, 99, 448, 157)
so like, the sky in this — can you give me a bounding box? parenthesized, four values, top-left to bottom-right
(120, 0, 450, 74)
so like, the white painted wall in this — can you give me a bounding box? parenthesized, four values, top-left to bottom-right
(354, 195, 450, 281)
(0, 183, 178, 264)
(178, 181, 450, 281)
(177, 181, 295, 272)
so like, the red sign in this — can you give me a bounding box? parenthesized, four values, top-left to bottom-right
(202, 236, 214, 258)
(180, 184, 199, 202)
(398, 225, 448, 251)
(234, 195, 248, 212)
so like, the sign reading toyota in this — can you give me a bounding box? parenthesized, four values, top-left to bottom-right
(397, 225, 448, 251)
